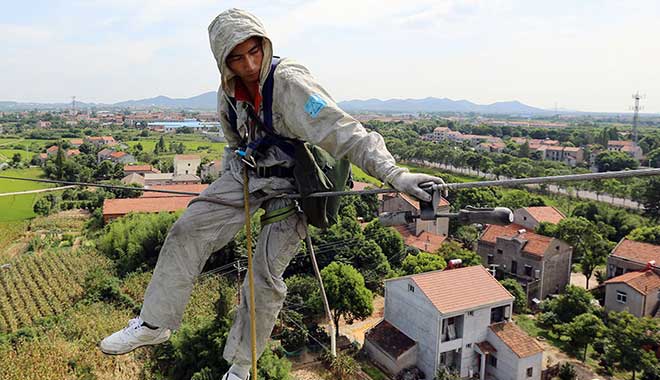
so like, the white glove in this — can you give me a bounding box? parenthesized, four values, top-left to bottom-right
(388, 172, 447, 202)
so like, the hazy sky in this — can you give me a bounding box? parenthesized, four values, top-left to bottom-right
(2, 0, 658, 113)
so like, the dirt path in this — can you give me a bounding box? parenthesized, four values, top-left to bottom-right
(570, 272, 599, 290)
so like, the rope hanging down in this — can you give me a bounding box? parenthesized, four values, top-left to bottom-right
(241, 166, 259, 380)
(1, 168, 659, 199)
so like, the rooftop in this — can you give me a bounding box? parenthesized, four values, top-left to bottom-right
(489, 322, 543, 358)
(103, 196, 192, 217)
(394, 225, 446, 253)
(124, 164, 157, 172)
(393, 265, 513, 314)
(523, 206, 565, 225)
(604, 270, 660, 295)
(141, 184, 208, 198)
(611, 239, 660, 266)
(174, 154, 201, 161)
(480, 223, 557, 257)
(365, 320, 416, 359)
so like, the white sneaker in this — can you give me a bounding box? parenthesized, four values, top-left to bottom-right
(99, 317, 171, 355)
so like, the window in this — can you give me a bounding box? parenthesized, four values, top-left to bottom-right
(511, 260, 518, 274)
(465, 343, 472, 348)
(468, 310, 474, 316)
(526, 367, 533, 377)
(408, 284, 415, 293)
(524, 265, 533, 277)
(616, 291, 627, 304)
(487, 254, 494, 264)
(497, 249, 503, 255)
(488, 355, 497, 368)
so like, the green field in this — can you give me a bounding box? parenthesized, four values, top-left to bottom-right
(0, 193, 38, 221)
(125, 137, 226, 160)
(0, 167, 52, 193)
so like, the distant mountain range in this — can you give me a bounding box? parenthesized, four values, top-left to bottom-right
(1, 92, 551, 115)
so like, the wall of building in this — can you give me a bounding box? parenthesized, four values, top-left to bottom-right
(604, 283, 644, 317)
(385, 279, 440, 379)
(485, 329, 518, 380)
(515, 353, 542, 380)
(513, 210, 539, 230)
(539, 240, 572, 299)
(457, 306, 501, 377)
(363, 340, 417, 376)
(607, 256, 660, 278)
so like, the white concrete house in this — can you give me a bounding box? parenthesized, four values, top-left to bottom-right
(173, 154, 201, 176)
(365, 265, 543, 380)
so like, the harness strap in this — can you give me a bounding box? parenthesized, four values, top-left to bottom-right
(260, 204, 297, 226)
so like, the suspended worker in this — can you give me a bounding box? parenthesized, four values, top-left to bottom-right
(99, 8, 445, 380)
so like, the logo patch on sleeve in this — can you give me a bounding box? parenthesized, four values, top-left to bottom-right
(304, 94, 327, 118)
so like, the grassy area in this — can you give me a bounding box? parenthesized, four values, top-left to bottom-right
(0, 193, 39, 221)
(359, 359, 389, 380)
(351, 164, 381, 185)
(0, 167, 51, 193)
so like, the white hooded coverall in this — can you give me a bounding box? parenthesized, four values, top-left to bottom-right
(140, 8, 409, 368)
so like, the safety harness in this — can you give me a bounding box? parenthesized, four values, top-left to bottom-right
(227, 57, 352, 229)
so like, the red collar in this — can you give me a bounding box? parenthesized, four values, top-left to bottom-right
(234, 80, 262, 112)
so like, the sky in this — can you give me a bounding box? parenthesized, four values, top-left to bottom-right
(1, 0, 659, 113)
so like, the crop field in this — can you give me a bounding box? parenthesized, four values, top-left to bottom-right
(0, 194, 38, 221)
(0, 248, 106, 333)
(0, 167, 51, 193)
(125, 136, 226, 159)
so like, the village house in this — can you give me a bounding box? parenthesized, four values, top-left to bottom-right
(477, 223, 573, 302)
(380, 192, 450, 252)
(603, 269, 660, 318)
(606, 238, 660, 278)
(84, 135, 117, 148)
(97, 148, 114, 163)
(102, 184, 208, 221)
(69, 138, 84, 147)
(513, 206, 565, 231)
(365, 265, 543, 380)
(123, 164, 160, 177)
(173, 154, 201, 176)
(201, 159, 223, 179)
(607, 140, 644, 161)
(108, 151, 136, 164)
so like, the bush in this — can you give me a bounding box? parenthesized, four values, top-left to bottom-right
(558, 362, 577, 380)
(83, 267, 137, 311)
(500, 278, 529, 313)
(97, 212, 179, 276)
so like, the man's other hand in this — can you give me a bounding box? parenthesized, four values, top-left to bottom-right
(389, 172, 447, 202)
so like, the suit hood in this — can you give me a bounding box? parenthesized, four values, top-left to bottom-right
(208, 8, 274, 96)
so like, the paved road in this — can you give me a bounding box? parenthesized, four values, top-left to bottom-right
(0, 185, 75, 197)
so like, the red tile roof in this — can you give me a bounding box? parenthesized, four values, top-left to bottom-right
(612, 239, 660, 266)
(365, 320, 416, 359)
(405, 265, 513, 314)
(103, 197, 192, 218)
(523, 206, 565, 225)
(394, 226, 446, 252)
(476, 341, 497, 355)
(604, 270, 660, 295)
(70, 139, 83, 145)
(480, 223, 555, 257)
(66, 149, 80, 156)
(124, 164, 156, 172)
(46, 145, 59, 153)
(141, 184, 208, 198)
(110, 151, 127, 158)
(489, 322, 543, 358)
(399, 192, 450, 211)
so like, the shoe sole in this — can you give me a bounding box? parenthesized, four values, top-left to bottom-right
(98, 333, 170, 355)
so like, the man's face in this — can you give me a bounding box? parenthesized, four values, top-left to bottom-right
(226, 37, 263, 85)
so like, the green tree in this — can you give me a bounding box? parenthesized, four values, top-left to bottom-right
(594, 150, 639, 172)
(154, 135, 166, 154)
(518, 141, 530, 158)
(627, 226, 660, 245)
(436, 241, 482, 266)
(11, 152, 21, 166)
(558, 362, 577, 380)
(641, 178, 660, 220)
(321, 262, 373, 340)
(558, 312, 605, 361)
(539, 285, 596, 327)
(500, 279, 528, 314)
(498, 189, 546, 210)
(284, 275, 322, 321)
(598, 311, 660, 380)
(33, 197, 52, 216)
(363, 220, 406, 267)
(400, 252, 446, 275)
(648, 148, 660, 168)
(54, 143, 65, 180)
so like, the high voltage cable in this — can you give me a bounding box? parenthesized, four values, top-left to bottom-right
(2, 167, 659, 198)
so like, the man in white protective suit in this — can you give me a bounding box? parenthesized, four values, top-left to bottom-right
(99, 8, 445, 380)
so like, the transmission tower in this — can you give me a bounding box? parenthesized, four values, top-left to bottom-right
(630, 92, 644, 145)
(71, 96, 77, 115)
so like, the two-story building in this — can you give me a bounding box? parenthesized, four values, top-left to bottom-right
(365, 266, 543, 380)
(606, 238, 660, 279)
(173, 154, 201, 176)
(477, 223, 573, 301)
(603, 269, 660, 318)
(513, 206, 565, 231)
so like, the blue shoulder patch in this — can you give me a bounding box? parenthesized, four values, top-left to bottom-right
(304, 93, 327, 118)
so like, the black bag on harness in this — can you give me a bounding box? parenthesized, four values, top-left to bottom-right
(227, 57, 352, 229)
